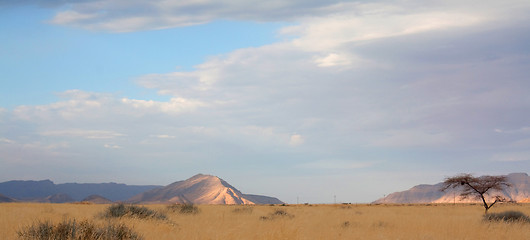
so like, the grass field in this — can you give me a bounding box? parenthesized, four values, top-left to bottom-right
(1, 203, 529, 239)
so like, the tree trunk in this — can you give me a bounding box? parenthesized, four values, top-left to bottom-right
(480, 194, 489, 214)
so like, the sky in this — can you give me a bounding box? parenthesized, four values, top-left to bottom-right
(1, 0, 529, 204)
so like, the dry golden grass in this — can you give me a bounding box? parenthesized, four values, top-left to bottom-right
(1, 202, 529, 239)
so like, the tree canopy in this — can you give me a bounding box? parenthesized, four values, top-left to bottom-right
(441, 173, 510, 213)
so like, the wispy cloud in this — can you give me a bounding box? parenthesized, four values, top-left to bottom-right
(104, 144, 122, 149)
(298, 160, 375, 169)
(494, 127, 530, 134)
(151, 134, 176, 139)
(0, 138, 15, 144)
(46, 0, 345, 32)
(41, 0, 527, 34)
(289, 134, 304, 146)
(40, 129, 126, 139)
(369, 129, 452, 148)
(491, 152, 530, 162)
(121, 97, 207, 115)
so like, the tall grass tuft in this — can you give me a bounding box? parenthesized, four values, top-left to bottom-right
(102, 204, 166, 220)
(484, 211, 530, 223)
(232, 206, 253, 214)
(166, 203, 200, 214)
(17, 219, 142, 240)
(259, 208, 295, 220)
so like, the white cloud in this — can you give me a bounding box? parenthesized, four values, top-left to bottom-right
(152, 134, 176, 139)
(369, 129, 452, 148)
(235, 126, 304, 147)
(12, 90, 206, 124)
(288, 8, 483, 52)
(0, 138, 15, 144)
(10, 141, 69, 155)
(104, 144, 122, 149)
(9, 1, 528, 156)
(314, 53, 355, 68)
(46, 0, 346, 32)
(44, 0, 529, 33)
(51, 10, 98, 24)
(40, 129, 126, 139)
(494, 127, 530, 134)
(131, 1, 530, 151)
(298, 160, 374, 169)
(289, 134, 304, 146)
(12, 90, 110, 121)
(121, 97, 207, 114)
(491, 152, 530, 162)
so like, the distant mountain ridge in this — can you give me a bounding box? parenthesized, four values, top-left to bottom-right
(128, 174, 284, 204)
(0, 179, 161, 202)
(39, 193, 75, 203)
(0, 193, 17, 203)
(0, 174, 283, 205)
(374, 173, 530, 204)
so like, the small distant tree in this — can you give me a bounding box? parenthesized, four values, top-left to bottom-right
(441, 173, 510, 213)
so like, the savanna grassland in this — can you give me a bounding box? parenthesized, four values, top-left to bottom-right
(1, 202, 529, 239)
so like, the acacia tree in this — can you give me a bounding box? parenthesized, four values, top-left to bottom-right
(441, 173, 511, 213)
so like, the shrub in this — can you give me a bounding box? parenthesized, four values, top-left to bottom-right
(341, 221, 350, 228)
(371, 221, 389, 228)
(166, 204, 200, 214)
(17, 219, 142, 240)
(232, 206, 253, 214)
(259, 209, 294, 220)
(484, 211, 530, 223)
(102, 204, 166, 220)
(272, 209, 289, 216)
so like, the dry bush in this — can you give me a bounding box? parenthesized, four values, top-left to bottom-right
(232, 206, 253, 214)
(484, 211, 530, 223)
(166, 204, 200, 214)
(259, 208, 294, 220)
(101, 204, 166, 220)
(17, 218, 142, 240)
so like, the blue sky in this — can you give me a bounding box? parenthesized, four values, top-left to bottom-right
(1, 5, 285, 107)
(1, 0, 529, 203)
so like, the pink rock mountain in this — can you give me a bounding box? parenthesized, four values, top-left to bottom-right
(373, 173, 530, 204)
(128, 174, 283, 204)
(82, 194, 113, 204)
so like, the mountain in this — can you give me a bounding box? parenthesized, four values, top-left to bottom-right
(0, 180, 161, 201)
(0, 193, 17, 203)
(128, 174, 284, 204)
(56, 183, 160, 201)
(0, 180, 56, 200)
(373, 173, 530, 204)
(82, 194, 113, 204)
(242, 194, 286, 205)
(0, 174, 282, 204)
(36, 193, 75, 203)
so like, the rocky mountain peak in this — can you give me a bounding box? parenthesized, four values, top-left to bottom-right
(128, 174, 283, 205)
(374, 172, 530, 204)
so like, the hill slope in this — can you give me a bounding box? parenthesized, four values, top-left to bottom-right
(82, 194, 113, 204)
(128, 174, 283, 204)
(373, 173, 530, 204)
(0, 180, 160, 201)
(0, 194, 17, 203)
(37, 193, 75, 203)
